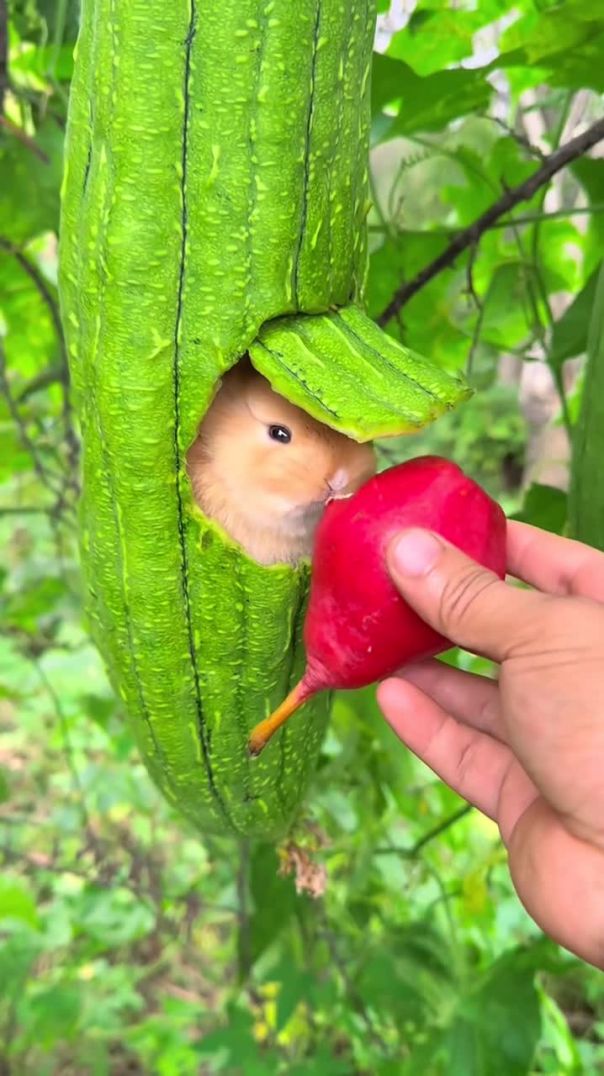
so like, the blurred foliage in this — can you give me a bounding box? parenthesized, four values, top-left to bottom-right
(1, 1, 603, 1073)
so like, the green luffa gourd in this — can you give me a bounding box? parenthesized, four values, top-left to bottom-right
(59, 0, 469, 838)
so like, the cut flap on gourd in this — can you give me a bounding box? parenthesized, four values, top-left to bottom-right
(249, 305, 471, 441)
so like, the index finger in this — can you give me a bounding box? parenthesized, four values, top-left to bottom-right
(507, 521, 604, 602)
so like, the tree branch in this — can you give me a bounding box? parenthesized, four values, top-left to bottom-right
(0, 237, 65, 357)
(0, 115, 51, 161)
(16, 362, 66, 402)
(0, 236, 81, 499)
(378, 116, 604, 326)
(374, 804, 473, 857)
(0, 505, 55, 516)
(0, 339, 61, 497)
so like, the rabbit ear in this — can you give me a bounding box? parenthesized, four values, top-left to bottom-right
(249, 305, 471, 442)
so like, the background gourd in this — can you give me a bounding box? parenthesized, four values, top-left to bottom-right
(59, 0, 467, 837)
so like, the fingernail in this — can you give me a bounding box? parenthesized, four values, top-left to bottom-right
(390, 529, 442, 577)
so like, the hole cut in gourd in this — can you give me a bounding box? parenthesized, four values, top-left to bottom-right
(185, 305, 470, 566)
(186, 353, 376, 567)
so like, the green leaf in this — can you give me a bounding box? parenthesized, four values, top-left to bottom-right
(73, 886, 155, 947)
(0, 765, 10, 804)
(10, 42, 75, 84)
(248, 844, 297, 966)
(273, 963, 316, 1031)
(24, 984, 82, 1047)
(366, 232, 472, 371)
(11, 0, 80, 45)
(0, 423, 38, 481)
(2, 575, 69, 632)
(371, 55, 491, 139)
(0, 877, 40, 928)
(572, 157, 604, 207)
(512, 484, 567, 535)
(499, 5, 604, 92)
(0, 119, 63, 243)
(79, 692, 118, 729)
(196, 1002, 266, 1067)
(438, 137, 534, 224)
(0, 928, 42, 1001)
(447, 950, 541, 1075)
(288, 1049, 351, 1075)
(357, 921, 453, 1024)
(572, 158, 604, 269)
(387, 3, 505, 76)
(550, 269, 599, 368)
(37, 0, 81, 42)
(0, 245, 60, 381)
(479, 262, 546, 350)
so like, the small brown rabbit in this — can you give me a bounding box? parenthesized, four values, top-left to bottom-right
(187, 358, 376, 565)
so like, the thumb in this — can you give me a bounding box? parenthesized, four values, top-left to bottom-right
(387, 528, 544, 663)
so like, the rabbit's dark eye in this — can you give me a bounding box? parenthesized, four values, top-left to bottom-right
(268, 425, 292, 444)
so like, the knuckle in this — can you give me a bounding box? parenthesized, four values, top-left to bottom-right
(437, 566, 497, 634)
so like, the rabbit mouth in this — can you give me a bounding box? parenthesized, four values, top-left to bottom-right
(325, 485, 355, 504)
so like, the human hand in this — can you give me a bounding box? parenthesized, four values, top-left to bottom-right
(376, 520, 604, 970)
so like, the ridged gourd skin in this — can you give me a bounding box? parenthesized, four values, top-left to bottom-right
(59, 1, 468, 838)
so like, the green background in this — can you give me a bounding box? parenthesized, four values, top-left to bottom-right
(1, 0, 603, 1072)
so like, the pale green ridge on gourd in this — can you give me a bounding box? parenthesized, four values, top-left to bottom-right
(59, 0, 469, 838)
(250, 305, 470, 439)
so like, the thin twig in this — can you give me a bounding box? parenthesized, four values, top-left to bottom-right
(490, 115, 546, 161)
(489, 203, 604, 228)
(30, 654, 92, 832)
(0, 236, 80, 488)
(368, 204, 604, 237)
(0, 505, 55, 516)
(465, 242, 485, 378)
(318, 911, 390, 1054)
(0, 340, 62, 496)
(378, 116, 604, 325)
(369, 168, 406, 338)
(0, 238, 65, 352)
(16, 362, 66, 402)
(374, 804, 473, 856)
(0, 241, 80, 516)
(527, 93, 575, 436)
(0, 115, 50, 161)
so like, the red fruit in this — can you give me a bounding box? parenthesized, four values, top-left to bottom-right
(249, 456, 507, 756)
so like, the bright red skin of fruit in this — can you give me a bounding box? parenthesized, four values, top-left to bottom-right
(302, 456, 507, 696)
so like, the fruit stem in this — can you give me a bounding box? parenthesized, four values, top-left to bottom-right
(248, 680, 307, 757)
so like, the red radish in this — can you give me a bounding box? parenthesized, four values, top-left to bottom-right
(248, 456, 507, 756)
